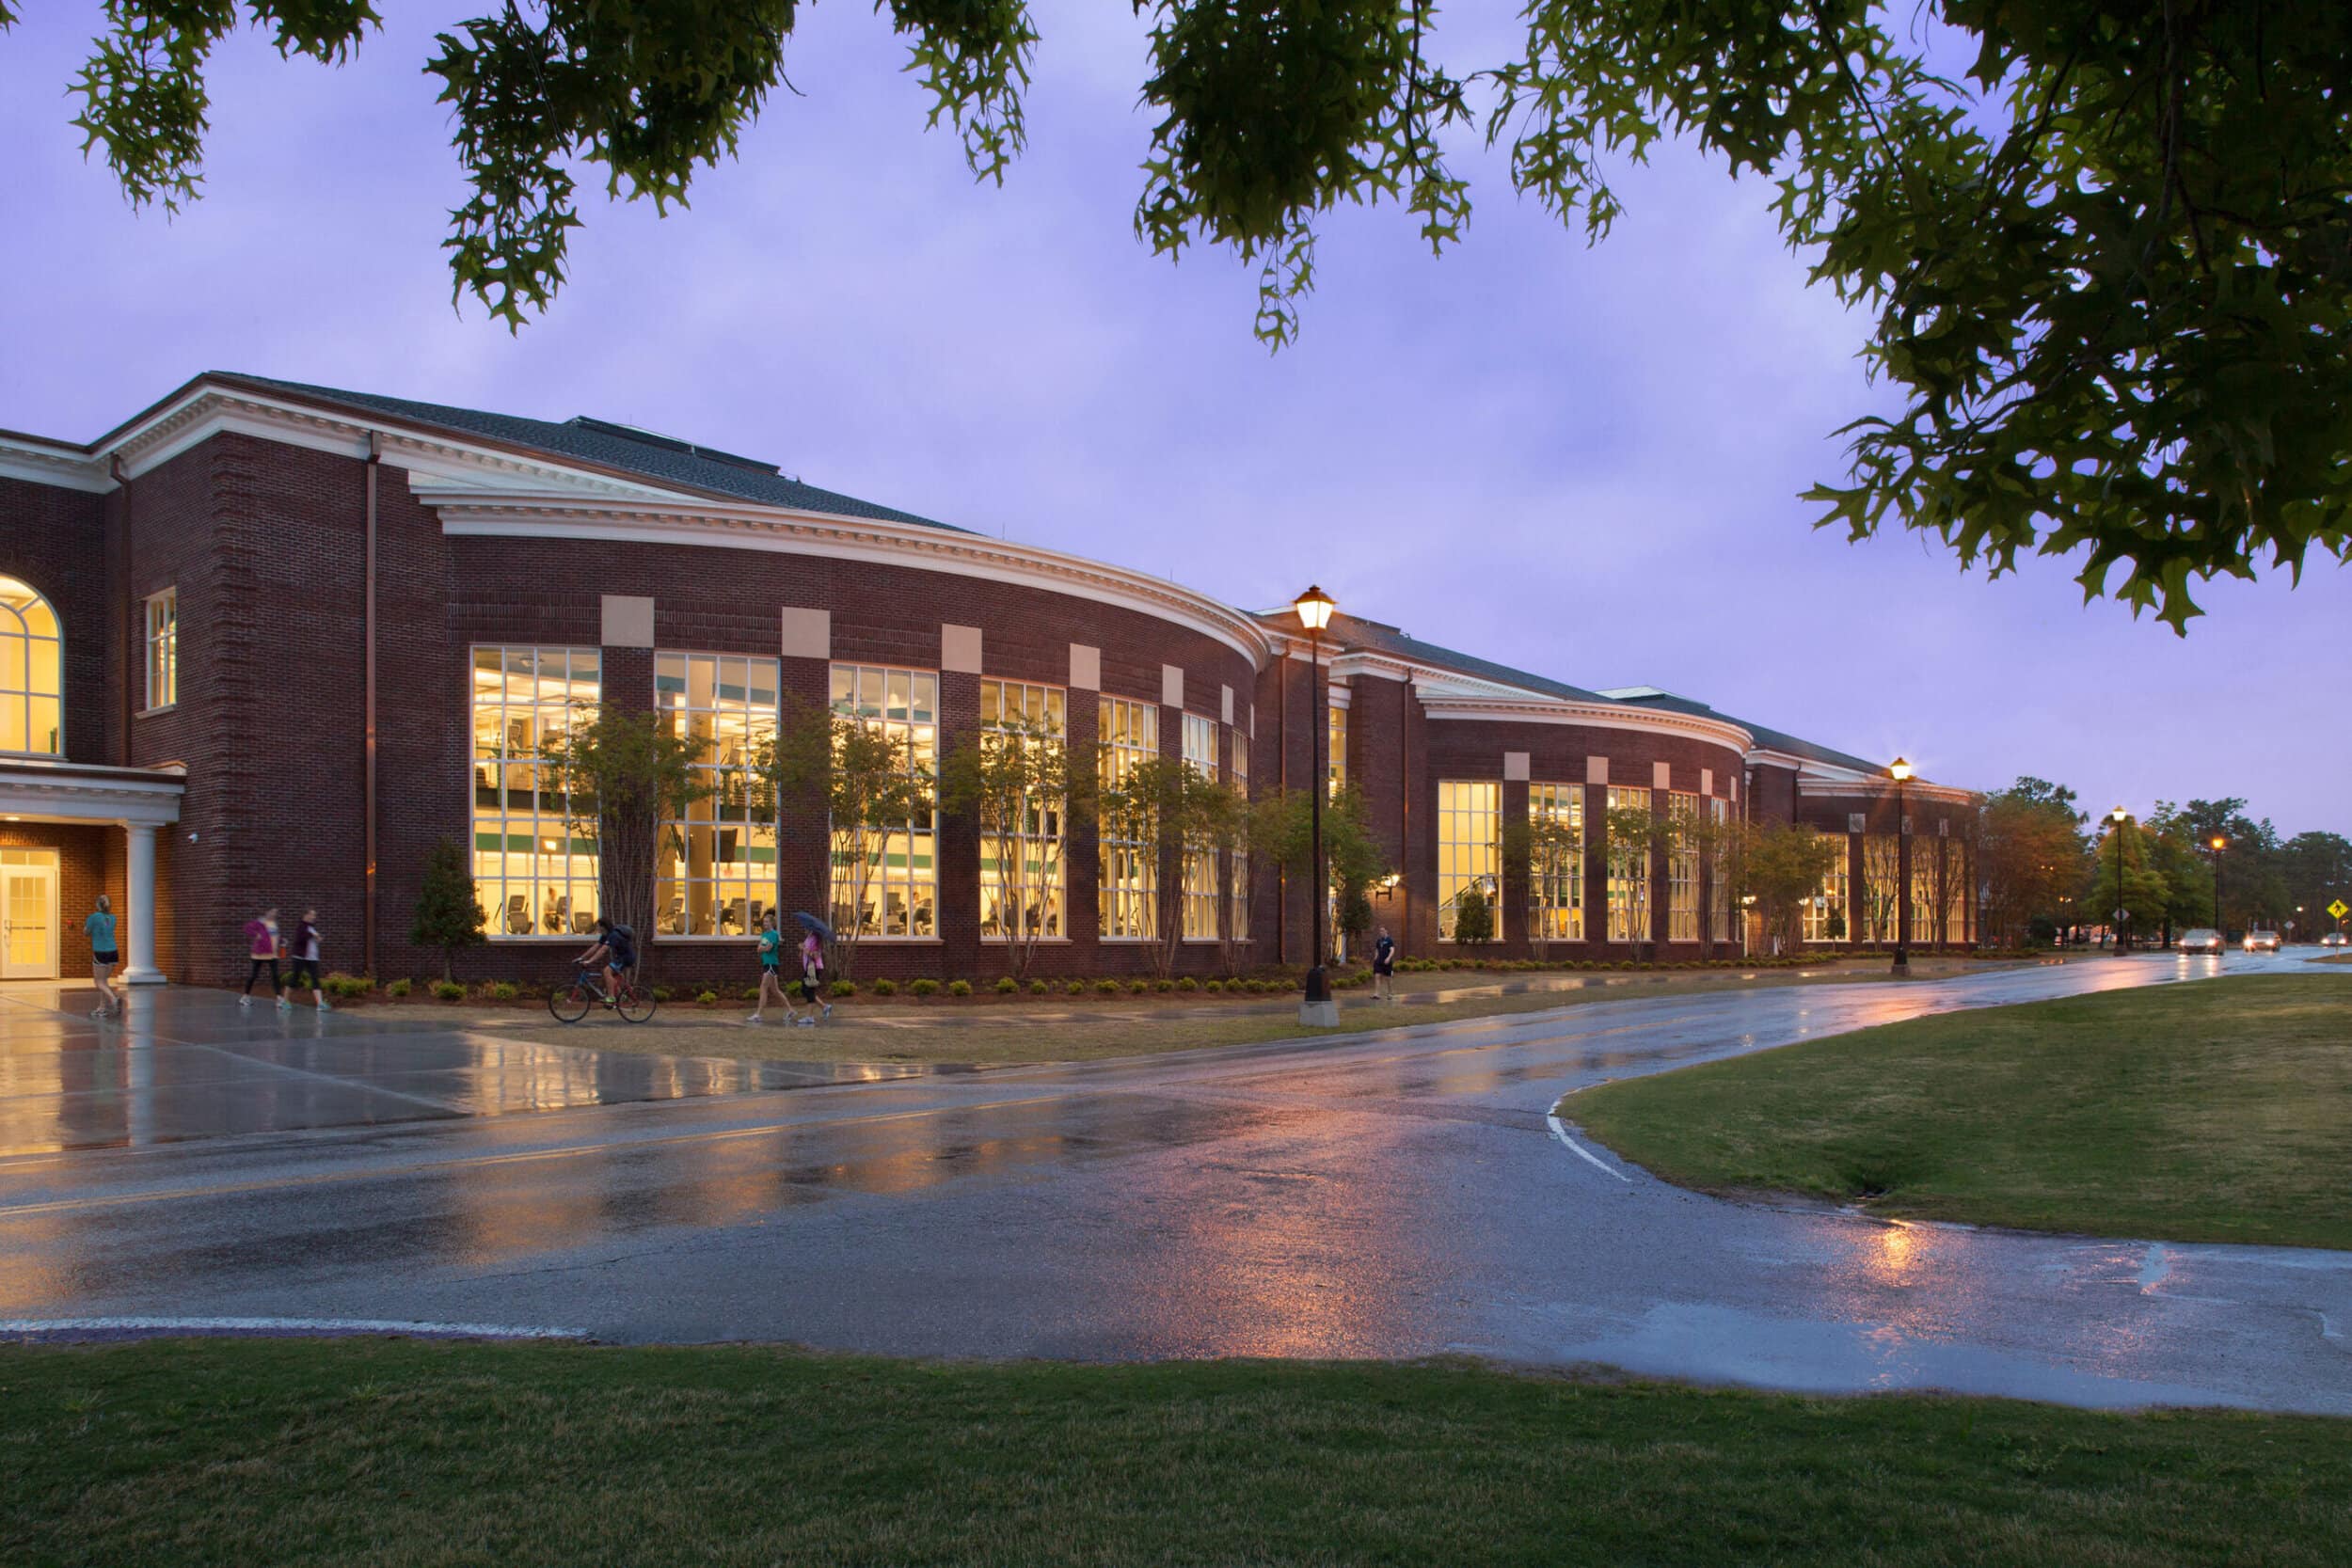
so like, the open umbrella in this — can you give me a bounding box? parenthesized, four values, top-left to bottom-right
(792, 911, 834, 942)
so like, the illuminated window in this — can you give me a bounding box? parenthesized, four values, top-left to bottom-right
(0, 576, 62, 756)
(1606, 785, 1651, 942)
(1098, 696, 1158, 940)
(978, 678, 1067, 942)
(830, 664, 938, 940)
(656, 653, 780, 938)
(143, 589, 177, 710)
(1182, 713, 1218, 940)
(471, 646, 600, 937)
(1667, 791, 1699, 942)
(1804, 856, 1850, 944)
(1945, 842, 1971, 946)
(1229, 729, 1250, 942)
(1708, 797, 1736, 948)
(1438, 780, 1500, 940)
(1528, 783, 1583, 942)
(1913, 836, 1940, 945)
(1327, 702, 1346, 799)
(1861, 834, 1902, 943)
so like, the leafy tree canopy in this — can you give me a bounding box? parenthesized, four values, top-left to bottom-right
(23, 1, 2352, 626)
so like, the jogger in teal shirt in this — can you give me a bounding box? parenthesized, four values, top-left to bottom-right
(85, 895, 121, 1020)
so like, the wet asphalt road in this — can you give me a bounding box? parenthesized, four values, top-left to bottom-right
(2, 953, 2346, 1413)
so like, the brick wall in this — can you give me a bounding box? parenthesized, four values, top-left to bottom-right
(1415, 714, 1747, 959)
(4, 420, 1974, 992)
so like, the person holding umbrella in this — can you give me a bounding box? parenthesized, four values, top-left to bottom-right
(794, 911, 834, 1022)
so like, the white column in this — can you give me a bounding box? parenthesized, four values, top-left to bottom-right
(122, 821, 165, 985)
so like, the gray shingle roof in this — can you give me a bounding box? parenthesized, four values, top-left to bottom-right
(1603, 689, 1887, 774)
(1259, 611, 1612, 704)
(231, 374, 957, 531)
(1263, 610, 1892, 773)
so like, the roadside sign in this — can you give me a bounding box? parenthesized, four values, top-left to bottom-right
(2330, 898, 2348, 921)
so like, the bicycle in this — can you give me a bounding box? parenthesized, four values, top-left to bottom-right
(548, 965, 658, 1024)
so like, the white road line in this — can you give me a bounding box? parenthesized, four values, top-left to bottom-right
(1546, 1113, 1630, 1182)
(0, 1315, 583, 1338)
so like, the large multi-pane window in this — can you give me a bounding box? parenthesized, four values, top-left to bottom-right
(829, 664, 938, 940)
(1327, 703, 1347, 798)
(1708, 798, 1736, 948)
(1804, 858, 1850, 943)
(1228, 730, 1250, 943)
(656, 653, 780, 937)
(0, 576, 62, 757)
(978, 678, 1068, 942)
(1437, 780, 1501, 940)
(1861, 834, 1903, 943)
(1181, 713, 1219, 940)
(1945, 845, 1971, 946)
(1528, 783, 1584, 942)
(1914, 837, 1944, 946)
(472, 646, 600, 937)
(1666, 791, 1699, 942)
(143, 589, 177, 710)
(1606, 785, 1651, 942)
(1098, 696, 1158, 940)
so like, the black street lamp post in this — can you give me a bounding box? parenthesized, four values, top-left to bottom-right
(1295, 585, 1339, 1027)
(2209, 834, 2226, 939)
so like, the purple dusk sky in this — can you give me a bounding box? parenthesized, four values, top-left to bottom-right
(4, 6, 2344, 833)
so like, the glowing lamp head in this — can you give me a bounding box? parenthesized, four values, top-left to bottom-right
(1293, 584, 1336, 633)
(2211, 835, 2227, 851)
(1888, 756, 1914, 784)
(2109, 805, 2128, 824)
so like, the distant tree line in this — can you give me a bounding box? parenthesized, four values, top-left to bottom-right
(1976, 779, 2351, 949)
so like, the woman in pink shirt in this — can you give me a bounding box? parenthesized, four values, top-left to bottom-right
(240, 907, 288, 1011)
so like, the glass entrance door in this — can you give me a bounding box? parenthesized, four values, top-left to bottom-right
(1, 863, 57, 979)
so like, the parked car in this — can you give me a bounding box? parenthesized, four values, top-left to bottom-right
(2177, 927, 2225, 955)
(2243, 928, 2282, 953)
(2321, 931, 2347, 949)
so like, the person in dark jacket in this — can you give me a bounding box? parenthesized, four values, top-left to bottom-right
(1373, 927, 1397, 1003)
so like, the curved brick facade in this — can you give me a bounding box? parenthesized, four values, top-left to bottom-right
(0, 374, 1978, 990)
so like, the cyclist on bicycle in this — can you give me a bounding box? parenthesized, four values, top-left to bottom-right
(574, 915, 636, 1006)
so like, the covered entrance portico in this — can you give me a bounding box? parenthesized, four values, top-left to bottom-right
(0, 759, 183, 984)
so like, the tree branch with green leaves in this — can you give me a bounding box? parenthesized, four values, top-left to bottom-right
(940, 718, 1090, 981)
(771, 695, 937, 981)
(536, 699, 716, 975)
(30, 1, 2352, 625)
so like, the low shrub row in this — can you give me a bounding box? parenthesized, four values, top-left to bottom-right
(297, 945, 1979, 1011)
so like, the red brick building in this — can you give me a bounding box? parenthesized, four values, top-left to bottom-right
(0, 373, 1974, 988)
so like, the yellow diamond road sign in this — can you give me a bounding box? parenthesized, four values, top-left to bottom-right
(2331, 898, 2349, 921)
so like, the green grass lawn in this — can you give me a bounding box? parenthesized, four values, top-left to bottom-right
(7, 1340, 2349, 1568)
(1567, 973, 2352, 1249)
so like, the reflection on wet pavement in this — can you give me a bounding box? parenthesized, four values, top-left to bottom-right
(2, 953, 2346, 1415)
(0, 984, 970, 1157)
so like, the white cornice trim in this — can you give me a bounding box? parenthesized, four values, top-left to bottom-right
(0, 435, 111, 494)
(64, 378, 1272, 665)
(0, 762, 185, 826)
(109, 387, 676, 500)
(1799, 775, 1975, 806)
(428, 495, 1274, 666)
(1326, 651, 1414, 683)
(1414, 689, 1754, 752)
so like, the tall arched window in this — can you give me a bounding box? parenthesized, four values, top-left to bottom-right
(0, 577, 63, 756)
